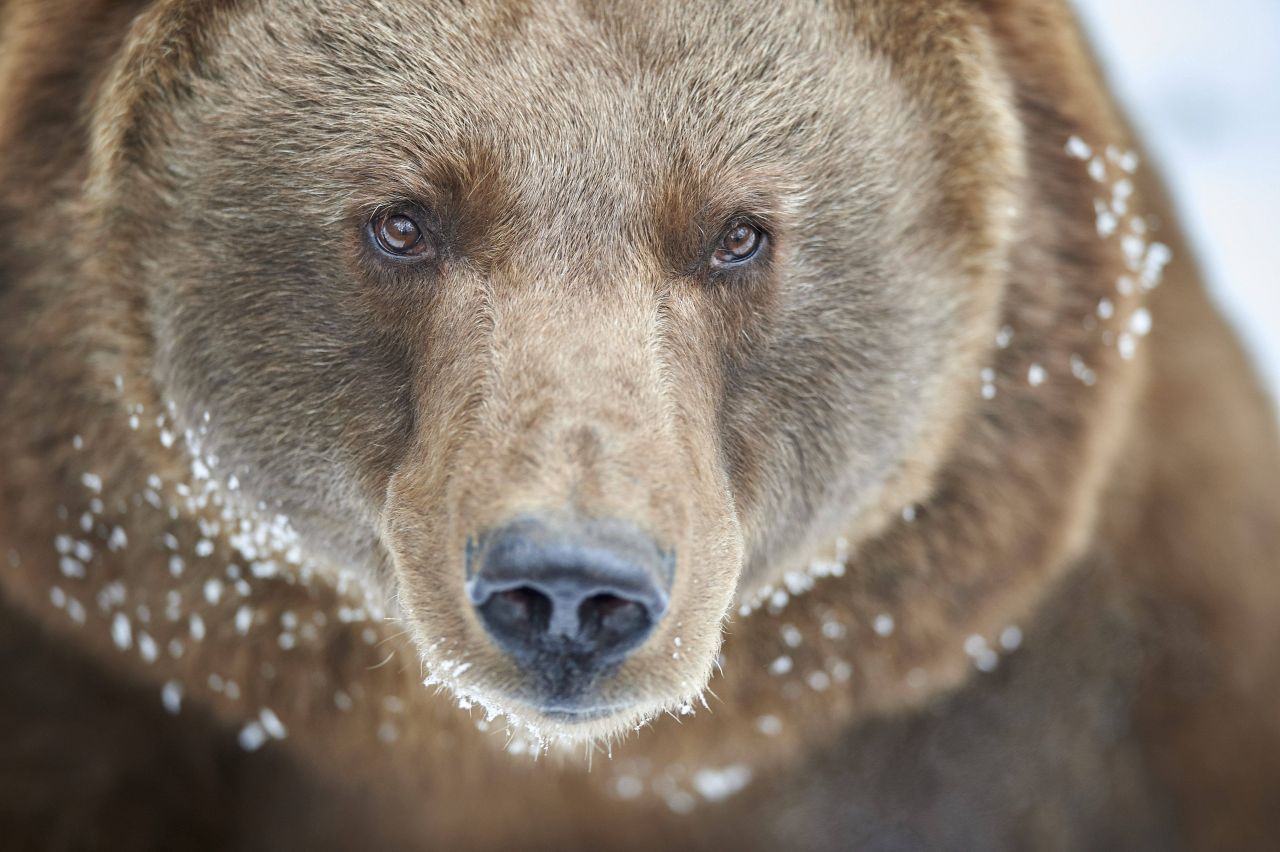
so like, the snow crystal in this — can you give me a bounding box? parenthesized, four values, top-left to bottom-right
(1096, 208, 1119, 238)
(974, 649, 999, 673)
(1130, 307, 1153, 337)
(1065, 136, 1093, 160)
(259, 708, 287, 739)
(66, 598, 86, 624)
(1071, 354, 1098, 387)
(1141, 243, 1172, 289)
(138, 631, 159, 663)
(964, 634, 1000, 673)
(238, 722, 268, 752)
(806, 671, 831, 692)
(58, 557, 85, 579)
(1121, 234, 1146, 269)
(829, 660, 853, 682)
(161, 681, 183, 715)
(755, 715, 783, 736)
(663, 791, 696, 814)
(109, 613, 131, 650)
(614, 775, 644, 800)
(691, 765, 753, 802)
(999, 625, 1024, 652)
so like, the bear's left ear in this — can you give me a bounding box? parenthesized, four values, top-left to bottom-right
(959, 0, 1065, 18)
(958, 0, 1087, 55)
(955, 0, 1124, 136)
(87, 0, 242, 204)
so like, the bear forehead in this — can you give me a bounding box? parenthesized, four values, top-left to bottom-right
(156, 0, 937, 260)
(207, 0, 887, 159)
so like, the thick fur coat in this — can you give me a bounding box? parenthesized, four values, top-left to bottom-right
(2, 1, 1278, 849)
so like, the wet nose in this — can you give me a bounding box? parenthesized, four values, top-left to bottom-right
(468, 516, 671, 678)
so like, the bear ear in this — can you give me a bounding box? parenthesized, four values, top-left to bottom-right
(87, 0, 242, 202)
(953, 0, 1118, 116)
(958, 0, 1094, 57)
(960, 0, 1063, 15)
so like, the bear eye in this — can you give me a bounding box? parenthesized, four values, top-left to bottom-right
(711, 220, 766, 268)
(370, 211, 433, 258)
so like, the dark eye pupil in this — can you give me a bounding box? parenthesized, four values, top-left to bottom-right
(376, 214, 424, 254)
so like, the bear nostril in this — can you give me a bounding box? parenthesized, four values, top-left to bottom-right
(577, 594, 651, 652)
(481, 587, 553, 641)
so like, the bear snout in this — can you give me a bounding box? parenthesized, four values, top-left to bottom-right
(466, 515, 672, 711)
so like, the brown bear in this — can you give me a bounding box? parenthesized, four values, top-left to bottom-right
(2, 0, 1278, 849)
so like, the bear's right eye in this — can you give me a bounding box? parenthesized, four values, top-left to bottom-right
(710, 219, 767, 270)
(370, 211, 434, 259)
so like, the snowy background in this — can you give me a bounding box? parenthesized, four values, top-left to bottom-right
(1072, 0, 1280, 403)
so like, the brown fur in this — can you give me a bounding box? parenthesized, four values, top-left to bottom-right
(2, 0, 1278, 849)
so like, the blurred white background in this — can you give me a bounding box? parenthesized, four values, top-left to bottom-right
(1073, 0, 1280, 402)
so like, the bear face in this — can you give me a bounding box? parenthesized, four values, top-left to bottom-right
(83, 0, 1024, 738)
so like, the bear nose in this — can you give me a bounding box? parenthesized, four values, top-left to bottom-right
(467, 517, 671, 679)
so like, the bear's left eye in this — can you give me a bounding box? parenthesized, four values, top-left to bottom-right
(711, 220, 766, 268)
(370, 210, 435, 259)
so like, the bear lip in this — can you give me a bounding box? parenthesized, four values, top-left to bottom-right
(539, 703, 630, 723)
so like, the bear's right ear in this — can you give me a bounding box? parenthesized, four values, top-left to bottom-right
(87, 0, 242, 205)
